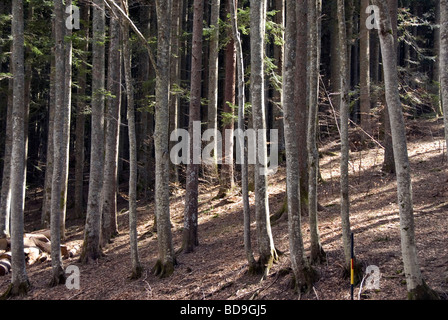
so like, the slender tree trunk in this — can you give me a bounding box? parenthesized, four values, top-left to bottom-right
(441, 0, 448, 159)
(206, 0, 220, 180)
(42, 22, 56, 229)
(283, 0, 317, 292)
(373, 0, 439, 300)
(229, 0, 256, 271)
(74, 3, 90, 219)
(169, 0, 182, 185)
(120, 0, 142, 279)
(337, 0, 352, 270)
(307, 0, 325, 264)
(182, 0, 203, 253)
(0, 79, 13, 238)
(296, 0, 308, 219)
(272, 0, 285, 158)
(60, 4, 73, 240)
(382, 0, 397, 174)
(153, 0, 176, 278)
(360, 0, 372, 143)
(49, 0, 68, 286)
(8, 0, 30, 296)
(250, 0, 277, 276)
(81, 0, 105, 264)
(218, 0, 236, 197)
(101, 9, 121, 246)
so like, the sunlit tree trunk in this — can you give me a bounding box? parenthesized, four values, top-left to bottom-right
(283, 0, 317, 291)
(121, 0, 142, 279)
(101, 9, 121, 246)
(81, 0, 105, 264)
(250, 0, 277, 276)
(153, 0, 176, 278)
(337, 0, 352, 270)
(8, 0, 30, 296)
(373, 0, 439, 300)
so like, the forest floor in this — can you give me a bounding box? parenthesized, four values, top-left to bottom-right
(1, 117, 448, 300)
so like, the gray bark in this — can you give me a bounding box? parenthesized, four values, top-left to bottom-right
(81, 0, 106, 263)
(50, 0, 68, 286)
(307, 0, 325, 264)
(250, 0, 277, 276)
(121, 0, 142, 278)
(229, 0, 255, 270)
(9, 0, 30, 295)
(283, 0, 316, 291)
(153, 0, 176, 278)
(74, 4, 90, 219)
(206, 0, 220, 179)
(360, 0, 372, 142)
(373, 0, 439, 300)
(102, 10, 121, 246)
(0, 79, 13, 238)
(441, 0, 448, 159)
(337, 0, 352, 269)
(182, 0, 203, 253)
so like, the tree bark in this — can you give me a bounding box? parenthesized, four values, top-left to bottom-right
(373, 0, 439, 300)
(206, 0, 221, 180)
(441, 0, 448, 160)
(0, 79, 13, 238)
(49, 0, 68, 286)
(153, 0, 176, 278)
(9, 0, 30, 296)
(74, 3, 90, 220)
(382, 0, 397, 174)
(229, 0, 256, 271)
(337, 0, 352, 270)
(121, 0, 142, 279)
(218, 0, 236, 197)
(307, 0, 325, 264)
(283, 0, 317, 292)
(101, 8, 121, 246)
(182, 0, 203, 253)
(360, 0, 372, 143)
(81, 0, 105, 264)
(250, 0, 277, 276)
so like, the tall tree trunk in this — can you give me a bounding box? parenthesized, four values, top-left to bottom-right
(153, 0, 176, 278)
(296, 0, 308, 219)
(182, 0, 203, 253)
(382, 0, 397, 174)
(101, 9, 121, 246)
(74, 3, 90, 219)
(360, 0, 372, 143)
(50, 0, 68, 286)
(307, 0, 325, 264)
(42, 22, 56, 229)
(206, 0, 220, 180)
(441, 0, 448, 160)
(0, 79, 13, 238)
(60, 3, 73, 240)
(218, 0, 236, 197)
(283, 0, 317, 292)
(121, 0, 142, 279)
(373, 0, 439, 300)
(250, 0, 277, 276)
(337, 0, 352, 270)
(229, 0, 256, 271)
(169, 0, 182, 185)
(8, 0, 30, 296)
(81, 0, 105, 264)
(272, 0, 285, 158)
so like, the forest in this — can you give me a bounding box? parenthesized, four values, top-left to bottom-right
(0, 0, 447, 302)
